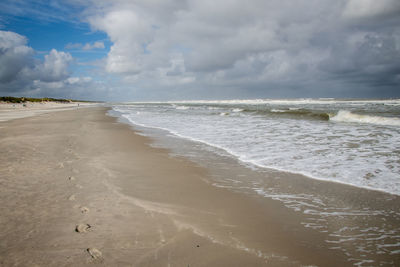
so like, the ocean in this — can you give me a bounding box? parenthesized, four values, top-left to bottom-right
(112, 98, 400, 195)
(110, 98, 400, 265)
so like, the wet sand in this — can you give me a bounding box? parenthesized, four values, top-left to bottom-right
(0, 107, 398, 266)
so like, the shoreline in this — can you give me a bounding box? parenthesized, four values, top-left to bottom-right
(110, 107, 400, 265)
(110, 108, 400, 198)
(112, 101, 400, 196)
(0, 107, 399, 266)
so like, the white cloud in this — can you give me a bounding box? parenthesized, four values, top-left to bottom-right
(0, 31, 74, 86)
(83, 41, 104, 50)
(88, 8, 156, 74)
(65, 42, 81, 49)
(66, 76, 92, 84)
(36, 49, 73, 82)
(81, 0, 400, 99)
(0, 30, 28, 49)
(66, 41, 105, 50)
(0, 30, 94, 98)
(31, 75, 105, 100)
(343, 0, 400, 19)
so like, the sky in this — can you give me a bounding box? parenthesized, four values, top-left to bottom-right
(0, 0, 399, 101)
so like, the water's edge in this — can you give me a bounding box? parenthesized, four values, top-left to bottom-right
(107, 107, 400, 266)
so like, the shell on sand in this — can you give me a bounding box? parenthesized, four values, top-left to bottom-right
(87, 248, 102, 259)
(75, 223, 91, 233)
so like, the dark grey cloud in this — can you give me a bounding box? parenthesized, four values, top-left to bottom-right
(2, 0, 400, 100)
(319, 33, 400, 88)
(81, 0, 400, 100)
(0, 31, 34, 84)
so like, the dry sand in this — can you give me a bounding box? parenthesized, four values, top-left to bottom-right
(0, 101, 97, 122)
(0, 107, 388, 266)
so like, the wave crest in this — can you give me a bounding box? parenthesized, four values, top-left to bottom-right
(243, 108, 331, 121)
(330, 110, 400, 126)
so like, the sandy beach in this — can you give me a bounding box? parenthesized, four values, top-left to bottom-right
(0, 101, 96, 122)
(0, 106, 399, 266)
(2, 0, 399, 265)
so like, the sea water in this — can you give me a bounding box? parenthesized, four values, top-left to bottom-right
(110, 98, 400, 266)
(112, 98, 400, 195)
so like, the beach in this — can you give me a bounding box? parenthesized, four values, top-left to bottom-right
(0, 101, 92, 122)
(1, 106, 399, 266)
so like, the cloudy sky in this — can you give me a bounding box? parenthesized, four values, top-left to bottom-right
(0, 0, 399, 101)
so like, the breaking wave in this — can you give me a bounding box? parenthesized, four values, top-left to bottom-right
(330, 110, 400, 127)
(242, 108, 331, 121)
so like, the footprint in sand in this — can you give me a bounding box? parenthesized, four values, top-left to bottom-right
(75, 223, 91, 233)
(68, 194, 76, 201)
(68, 176, 75, 181)
(87, 248, 102, 260)
(80, 206, 90, 213)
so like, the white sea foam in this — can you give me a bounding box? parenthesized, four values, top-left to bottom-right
(127, 98, 400, 106)
(175, 105, 189, 110)
(184, 98, 400, 106)
(330, 110, 400, 126)
(271, 109, 287, 113)
(110, 102, 400, 266)
(112, 101, 400, 195)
